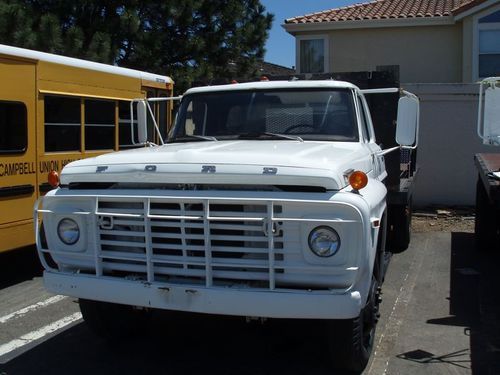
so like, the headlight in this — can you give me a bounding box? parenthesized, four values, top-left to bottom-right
(308, 226, 340, 257)
(57, 218, 80, 245)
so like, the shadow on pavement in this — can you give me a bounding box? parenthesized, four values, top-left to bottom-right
(0, 246, 42, 290)
(409, 232, 500, 374)
(0, 313, 359, 375)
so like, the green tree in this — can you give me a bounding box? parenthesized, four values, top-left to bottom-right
(0, 0, 273, 92)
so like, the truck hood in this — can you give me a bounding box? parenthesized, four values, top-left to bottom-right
(60, 141, 372, 190)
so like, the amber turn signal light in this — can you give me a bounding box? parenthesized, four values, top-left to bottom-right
(48, 170, 60, 188)
(349, 171, 368, 191)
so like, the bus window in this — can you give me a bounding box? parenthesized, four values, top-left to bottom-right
(0, 101, 27, 154)
(118, 101, 138, 149)
(44, 96, 80, 152)
(85, 99, 115, 150)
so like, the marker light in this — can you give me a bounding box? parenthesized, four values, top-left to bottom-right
(48, 170, 60, 188)
(349, 171, 368, 191)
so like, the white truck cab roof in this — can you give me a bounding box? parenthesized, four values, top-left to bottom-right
(184, 80, 359, 95)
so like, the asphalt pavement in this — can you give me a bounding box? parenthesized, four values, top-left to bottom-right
(0, 231, 498, 375)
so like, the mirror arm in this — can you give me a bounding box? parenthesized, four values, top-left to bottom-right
(147, 96, 183, 102)
(377, 146, 400, 156)
(400, 90, 418, 100)
(401, 144, 417, 150)
(130, 96, 183, 146)
(362, 87, 419, 148)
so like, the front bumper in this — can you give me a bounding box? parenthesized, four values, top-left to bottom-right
(45, 271, 362, 319)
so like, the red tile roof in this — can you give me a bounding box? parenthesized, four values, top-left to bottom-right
(285, 0, 489, 24)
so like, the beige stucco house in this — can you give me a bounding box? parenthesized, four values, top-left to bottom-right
(283, 0, 500, 83)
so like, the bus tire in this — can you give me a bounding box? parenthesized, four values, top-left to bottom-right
(475, 178, 500, 251)
(79, 299, 150, 339)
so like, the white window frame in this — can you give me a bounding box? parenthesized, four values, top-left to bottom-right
(472, 3, 500, 81)
(296, 34, 329, 74)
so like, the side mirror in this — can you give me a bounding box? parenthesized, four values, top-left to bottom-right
(396, 96, 419, 147)
(482, 85, 500, 145)
(136, 100, 148, 144)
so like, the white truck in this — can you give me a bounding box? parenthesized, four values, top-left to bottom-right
(35, 79, 419, 372)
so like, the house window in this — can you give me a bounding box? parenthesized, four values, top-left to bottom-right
(478, 9, 500, 78)
(297, 36, 328, 74)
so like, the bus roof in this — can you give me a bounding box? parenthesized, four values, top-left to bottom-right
(0, 44, 173, 84)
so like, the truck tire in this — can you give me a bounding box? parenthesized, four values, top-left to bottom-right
(327, 277, 380, 373)
(475, 178, 500, 251)
(387, 201, 412, 253)
(79, 299, 150, 339)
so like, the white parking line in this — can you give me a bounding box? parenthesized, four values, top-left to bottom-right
(367, 238, 429, 375)
(0, 295, 67, 324)
(0, 312, 82, 357)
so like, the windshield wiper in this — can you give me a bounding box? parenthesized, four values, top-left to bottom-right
(169, 135, 218, 143)
(238, 132, 303, 142)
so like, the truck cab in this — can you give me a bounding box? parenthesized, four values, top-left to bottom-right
(35, 79, 418, 372)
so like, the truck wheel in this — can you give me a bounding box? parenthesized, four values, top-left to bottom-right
(327, 277, 380, 373)
(79, 299, 150, 339)
(387, 201, 412, 253)
(475, 178, 500, 251)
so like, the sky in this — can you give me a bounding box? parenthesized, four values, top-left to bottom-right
(260, 1, 359, 68)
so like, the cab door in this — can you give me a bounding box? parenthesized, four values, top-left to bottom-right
(0, 56, 37, 252)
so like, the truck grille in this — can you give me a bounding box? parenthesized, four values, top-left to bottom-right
(96, 198, 286, 289)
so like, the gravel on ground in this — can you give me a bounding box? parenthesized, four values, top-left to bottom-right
(412, 208, 475, 233)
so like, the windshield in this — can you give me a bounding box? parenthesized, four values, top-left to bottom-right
(170, 89, 358, 142)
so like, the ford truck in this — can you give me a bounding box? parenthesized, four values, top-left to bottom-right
(35, 79, 419, 372)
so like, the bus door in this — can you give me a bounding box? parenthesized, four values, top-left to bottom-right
(0, 57, 37, 252)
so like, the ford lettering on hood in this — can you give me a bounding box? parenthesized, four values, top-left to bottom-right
(60, 140, 373, 190)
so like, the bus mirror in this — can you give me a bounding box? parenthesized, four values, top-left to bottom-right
(396, 96, 419, 147)
(137, 100, 148, 144)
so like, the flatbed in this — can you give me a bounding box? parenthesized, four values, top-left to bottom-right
(475, 153, 500, 208)
(474, 153, 500, 250)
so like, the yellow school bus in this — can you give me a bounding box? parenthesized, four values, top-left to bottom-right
(0, 44, 174, 253)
